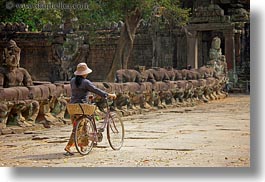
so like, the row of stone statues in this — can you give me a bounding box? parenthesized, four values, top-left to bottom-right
(98, 71, 227, 111)
(115, 65, 224, 84)
(0, 81, 69, 130)
(0, 68, 227, 133)
(114, 37, 228, 85)
(0, 22, 28, 33)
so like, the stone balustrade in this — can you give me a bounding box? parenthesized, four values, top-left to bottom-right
(0, 66, 228, 135)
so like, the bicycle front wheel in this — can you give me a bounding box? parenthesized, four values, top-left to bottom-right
(107, 112, 124, 150)
(74, 117, 95, 155)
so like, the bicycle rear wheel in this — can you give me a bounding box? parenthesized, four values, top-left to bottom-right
(107, 112, 124, 150)
(74, 117, 95, 155)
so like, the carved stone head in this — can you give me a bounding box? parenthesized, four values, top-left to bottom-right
(8, 39, 17, 48)
(211, 36, 221, 50)
(5, 40, 21, 67)
(221, 55, 226, 62)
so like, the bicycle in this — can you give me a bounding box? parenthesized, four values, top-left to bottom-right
(66, 97, 124, 155)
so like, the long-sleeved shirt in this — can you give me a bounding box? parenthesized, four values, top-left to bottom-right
(70, 77, 108, 104)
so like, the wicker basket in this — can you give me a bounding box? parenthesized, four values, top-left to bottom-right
(67, 104, 96, 116)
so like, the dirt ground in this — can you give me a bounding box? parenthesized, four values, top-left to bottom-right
(0, 94, 250, 167)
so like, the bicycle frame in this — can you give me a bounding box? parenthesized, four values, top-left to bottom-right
(73, 97, 123, 155)
(75, 99, 112, 140)
(91, 98, 119, 140)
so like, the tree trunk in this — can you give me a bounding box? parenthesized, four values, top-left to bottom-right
(105, 8, 141, 82)
(151, 18, 159, 68)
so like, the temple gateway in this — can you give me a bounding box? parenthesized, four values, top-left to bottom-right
(185, 0, 249, 88)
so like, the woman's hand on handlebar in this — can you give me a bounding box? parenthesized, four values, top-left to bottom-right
(108, 93, 117, 100)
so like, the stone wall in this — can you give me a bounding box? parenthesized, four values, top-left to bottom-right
(88, 38, 117, 81)
(129, 34, 153, 69)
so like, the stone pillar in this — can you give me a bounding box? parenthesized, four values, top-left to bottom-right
(223, 29, 237, 84)
(234, 31, 242, 64)
(240, 29, 246, 66)
(197, 31, 203, 67)
(223, 29, 235, 70)
(187, 30, 198, 69)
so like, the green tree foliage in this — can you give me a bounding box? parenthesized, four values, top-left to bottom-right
(1, 0, 190, 32)
(0, 0, 190, 82)
(0, 0, 62, 31)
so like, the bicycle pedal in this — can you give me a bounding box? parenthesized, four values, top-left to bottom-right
(97, 128, 104, 132)
(97, 132, 103, 142)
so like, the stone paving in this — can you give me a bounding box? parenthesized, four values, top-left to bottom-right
(0, 94, 250, 167)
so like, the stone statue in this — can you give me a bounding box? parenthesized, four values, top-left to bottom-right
(0, 40, 39, 128)
(0, 22, 5, 33)
(217, 55, 229, 90)
(207, 36, 229, 96)
(0, 101, 14, 130)
(208, 36, 224, 71)
(220, 55, 228, 78)
(208, 36, 222, 66)
(0, 40, 33, 87)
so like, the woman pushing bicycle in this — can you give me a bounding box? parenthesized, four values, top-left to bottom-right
(64, 62, 116, 156)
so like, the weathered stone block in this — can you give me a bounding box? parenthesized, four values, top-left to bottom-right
(11, 126, 25, 134)
(0, 87, 29, 101)
(1, 127, 12, 135)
